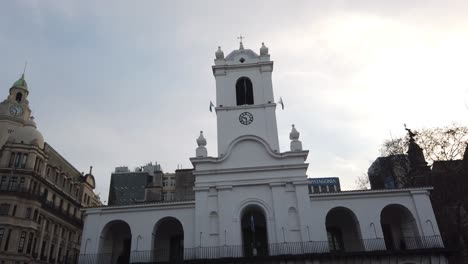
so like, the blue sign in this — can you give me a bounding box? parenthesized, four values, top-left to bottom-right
(308, 177, 340, 186)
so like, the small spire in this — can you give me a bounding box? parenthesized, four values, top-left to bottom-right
(23, 60, 28, 76)
(89, 166, 93, 175)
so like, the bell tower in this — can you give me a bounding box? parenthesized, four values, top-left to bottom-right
(1, 74, 33, 124)
(212, 42, 279, 155)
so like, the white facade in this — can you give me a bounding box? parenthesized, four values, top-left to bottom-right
(79, 43, 446, 263)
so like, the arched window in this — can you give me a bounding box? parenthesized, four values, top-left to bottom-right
(15, 92, 23, 102)
(236, 77, 254, 105)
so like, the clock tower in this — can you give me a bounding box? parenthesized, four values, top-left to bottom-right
(0, 74, 34, 147)
(213, 42, 280, 155)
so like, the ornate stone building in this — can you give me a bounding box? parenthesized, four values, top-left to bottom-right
(0, 74, 101, 263)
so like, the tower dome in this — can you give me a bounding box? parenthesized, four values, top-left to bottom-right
(9, 117, 44, 148)
(11, 74, 28, 90)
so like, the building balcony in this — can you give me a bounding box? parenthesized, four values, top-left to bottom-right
(0, 185, 83, 227)
(78, 236, 447, 264)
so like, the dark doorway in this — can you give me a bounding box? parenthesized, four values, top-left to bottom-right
(325, 207, 364, 252)
(153, 217, 184, 262)
(380, 204, 420, 250)
(98, 220, 132, 264)
(241, 206, 268, 257)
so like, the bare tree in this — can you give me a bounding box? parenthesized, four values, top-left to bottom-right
(381, 123, 468, 165)
(355, 173, 370, 190)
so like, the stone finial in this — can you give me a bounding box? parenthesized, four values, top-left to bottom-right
(196, 131, 208, 157)
(290, 125, 300, 140)
(290, 124, 303, 151)
(215, 46, 224, 59)
(260, 42, 269, 56)
(197, 131, 207, 147)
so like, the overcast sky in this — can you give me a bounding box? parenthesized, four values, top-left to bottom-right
(1, 1, 467, 203)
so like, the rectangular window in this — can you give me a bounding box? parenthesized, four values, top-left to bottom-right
(12, 205, 17, 216)
(40, 241, 46, 258)
(17, 231, 26, 252)
(4, 229, 11, 251)
(9, 176, 18, 189)
(49, 243, 55, 260)
(0, 228, 4, 247)
(26, 232, 34, 254)
(46, 167, 50, 177)
(313, 185, 320, 193)
(19, 177, 25, 189)
(25, 208, 32, 219)
(14, 153, 22, 168)
(8, 152, 15, 168)
(0, 176, 6, 189)
(0, 204, 11, 215)
(20, 154, 28, 168)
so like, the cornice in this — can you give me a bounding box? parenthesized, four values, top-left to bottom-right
(309, 187, 433, 200)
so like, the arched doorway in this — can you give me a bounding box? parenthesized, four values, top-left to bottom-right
(241, 205, 268, 257)
(98, 220, 132, 264)
(381, 204, 420, 250)
(153, 217, 184, 262)
(325, 207, 363, 252)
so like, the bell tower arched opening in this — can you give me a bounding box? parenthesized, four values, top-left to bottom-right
(236, 77, 254, 105)
(15, 92, 23, 102)
(241, 205, 268, 257)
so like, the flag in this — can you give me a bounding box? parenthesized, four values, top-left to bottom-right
(278, 97, 284, 110)
(209, 101, 215, 112)
(250, 214, 255, 233)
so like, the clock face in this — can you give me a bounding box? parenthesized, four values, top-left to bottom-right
(239, 112, 254, 125)
(9, 105, 24, 117)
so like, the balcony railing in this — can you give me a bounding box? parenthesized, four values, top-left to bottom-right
(78, 236, 444, 264)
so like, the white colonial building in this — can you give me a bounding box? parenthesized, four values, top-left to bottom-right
(79, 42, 449, 264)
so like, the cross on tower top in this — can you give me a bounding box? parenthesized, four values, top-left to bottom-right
(237, 35, 245, 50)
